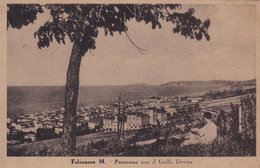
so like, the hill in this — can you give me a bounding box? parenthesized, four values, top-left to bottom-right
(162, 79, 256, 87)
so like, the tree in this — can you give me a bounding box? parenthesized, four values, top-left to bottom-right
(7, 4, 210, 156)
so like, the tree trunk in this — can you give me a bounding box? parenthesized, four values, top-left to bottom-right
(63, 42, 86, 156)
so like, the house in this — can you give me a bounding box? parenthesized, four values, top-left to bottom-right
(176, 124, 186, 132)
(76, 121, 83, 127)
(7, 118, 11, 123)
(124, 112, 149, 130)
(7, 140, 20, 145)
(125, 112, 138, 130)
(191, 97, 203, 103)
(84, 115, 91, 121)
(22, 126, 36, 133)
(88, 119, 102, 130)
(55, 127, 63, 134)
(166, 106, 177, 116)
(136, 112, 149, 128)
(50, 120, 57, 127)
(187, 97, 192, 102)
(33, 122, 43, 130)
(17, 118, 32, 124)
(14, 124, 22, 131)
(57, 121, 63, 127)
(157, 111, 167, 126)
(144, 108, 157, 125)
(7, 128, 10, 135)
(24, 134, 36, 142)
(173, 97, 180, 102)
(11, 122, 17, 127)
(103, 116, 118, 132)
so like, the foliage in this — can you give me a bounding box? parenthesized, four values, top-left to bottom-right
(76, 123, 94, 136)
(7, 4, 44, 29)
(73, 134, 255, 156)
(8, 4, 211, 54)
(36, 128, 62, 141)
(10, 131, 24, 143)
(217, 110, 228, 136)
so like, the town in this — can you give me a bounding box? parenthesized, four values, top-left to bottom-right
(7, 86, 256, 146)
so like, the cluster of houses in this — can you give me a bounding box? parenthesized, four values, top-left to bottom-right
(7, 95, 203, 145)
(7, 110, 64, 145)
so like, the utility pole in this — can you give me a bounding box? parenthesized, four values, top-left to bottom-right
(117, 93, 121, 140)
(117, 93, 126, 140)
(122, 94, 126, 139)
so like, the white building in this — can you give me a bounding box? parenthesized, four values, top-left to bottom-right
(166, 107, 177, 116)
(103, 116, 117, 132)
(24, 134, 36, 142)
(55, 127, 63, 134)
(88, 119, 101, 130)
(125, 112, 149, 130)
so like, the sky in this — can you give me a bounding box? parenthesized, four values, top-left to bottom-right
(7, 4, 256, 86)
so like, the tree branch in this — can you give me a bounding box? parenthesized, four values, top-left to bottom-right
(125, 31, 146, 54)
(123, 11, 146, 54)
(98, 4, 103, 22)
(126, 5, 144, 19)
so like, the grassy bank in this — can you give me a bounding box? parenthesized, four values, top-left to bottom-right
(7, 127, 255, 156)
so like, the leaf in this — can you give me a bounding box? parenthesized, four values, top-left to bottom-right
(54, 34, 61, 44)
(204, 19, 211, 29)
(34, 32, 38, 38)
(49, 33, 53, 42)
(188, 8, 195, 14)
(190, 34, 194, 39)
(195, 32, 202, 41)
(173, 27, 180, 34)
(62, 38, 65, 44)
(157, 21, 161, 29)
(104, 28, 108, 36)
(152, 21, 156, 29)
(204, 32, 210, 41)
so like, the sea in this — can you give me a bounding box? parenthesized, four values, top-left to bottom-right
(7, 83, 222, 116)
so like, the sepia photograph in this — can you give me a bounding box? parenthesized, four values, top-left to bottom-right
(6, 2, 257, 159)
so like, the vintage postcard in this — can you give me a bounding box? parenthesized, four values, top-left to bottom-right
(1, 0, 260, 168)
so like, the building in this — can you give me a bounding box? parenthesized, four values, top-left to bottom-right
(144, 108, 157, 125)
(157, 111, 167, 126)
(125, 112, 149, 130)
(55, 127, 63, 134)
(166, 106, 177, 116)
(7, 118, 11, 124)
(24, 134, 36, 142)
(102, 116, 118, 132)
(88, 119, 102, 130)
(84, 115, 92, 121)
(22, 125, 36, 133)
(136, 112, 149, 128)
(56, 121, 63, 127)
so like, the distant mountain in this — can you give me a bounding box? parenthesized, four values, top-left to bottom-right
(162, 79, 256, 87)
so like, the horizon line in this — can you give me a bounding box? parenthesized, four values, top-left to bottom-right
(7, 78, 256, 87)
